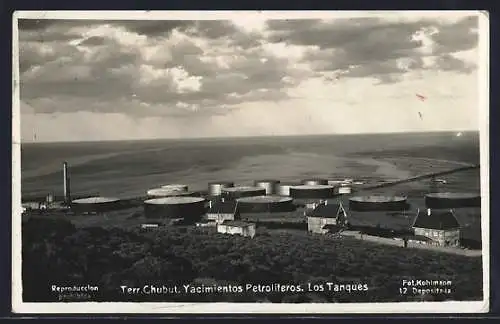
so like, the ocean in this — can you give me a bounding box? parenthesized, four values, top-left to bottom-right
(20, 132, 481, 200)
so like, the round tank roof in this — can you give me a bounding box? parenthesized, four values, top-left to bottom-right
(303, 178, 328, 181)
(147, 188, 191, 195)
(160, 184, 187, 189)
(222, 186, 264, 192)
(291, 185, 334, 190)
(72, 197, 119, 204)
(144, 197, 205, 205)
(237, 195, 293, 203)
(349, 195, 407, 203)
(425, 192, 480, 199)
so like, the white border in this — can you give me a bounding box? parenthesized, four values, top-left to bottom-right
(11, 10, 490, 314)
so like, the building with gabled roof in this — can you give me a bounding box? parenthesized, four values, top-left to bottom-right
(307, 201, 348, 234)
(217, 220, 256, 238)
(206, 200, 240, 224)
(411, 208, 461, 247)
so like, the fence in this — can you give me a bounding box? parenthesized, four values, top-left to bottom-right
(340, 231, 482, 257)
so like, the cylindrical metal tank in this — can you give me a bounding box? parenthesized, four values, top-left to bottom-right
(63, 161, 71, 204)
(425, 192, 480, 209)
(160, 184, 188, 192)
(146, 187, 196, 198)
(289, 185, 335, 199)
(302, 178, 329, 186)
(45, 193, 54, 204)
(277, 181, 301, 196)
(349, 195, 408, 212)
(143, 197, 206, 223)
(208, 181, 235, 196)
(253, 179, 281, 195)
(222, 186, 266, 200)
(71, 197, 121, 213)
(236, 195, 295, 213)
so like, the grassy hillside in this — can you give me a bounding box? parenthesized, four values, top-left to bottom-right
(22, 217, 483, 303)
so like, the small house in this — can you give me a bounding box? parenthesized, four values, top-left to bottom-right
(217, 220, 256, 238)
(22, 201, 43, 211)
(297, 199, 325, 214)
(411, 208, 461, 247)
(206, 200, 240, 224)
(305, 201, 321, 210)
(307, 201, 348, 234)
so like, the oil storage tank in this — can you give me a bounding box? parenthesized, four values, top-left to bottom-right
(236, 195, 295, 213)
(302, 178, 329, 186)
(289, 185, 335, 199)
(71, 197, 121, 213)
(425, 192, 480, 209)
(277, 181, 301, 196)
(349, 195, 409, 212)
(328, 180, 345, 186)
(208, 181, 234, 196)
(222, 186, 266, 200)
(143, 197, 206, 223)
(253, 179, 280, 195)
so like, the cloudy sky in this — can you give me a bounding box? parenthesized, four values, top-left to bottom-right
(17, 12, 482, 142)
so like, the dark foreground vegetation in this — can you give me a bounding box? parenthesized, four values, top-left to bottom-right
(22, 217, 483, 303)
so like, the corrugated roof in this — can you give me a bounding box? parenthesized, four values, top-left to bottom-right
(208, 200, 238, 214)
(309, 203, 342, 218)
(412, 209, 460, 230)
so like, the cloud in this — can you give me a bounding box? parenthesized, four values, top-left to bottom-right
(21, 70, 479, 142)
(114, 20, 192, 36)
(19, 19, 307, 115)
(431, 16, 479, 54)
(435, 53, 476, 73)
(78, 35, 108, 46)
(16, 13, 481, 141)
(268, 15, 479, 83)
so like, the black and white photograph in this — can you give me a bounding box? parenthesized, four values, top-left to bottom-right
(12, 10, 489, 313)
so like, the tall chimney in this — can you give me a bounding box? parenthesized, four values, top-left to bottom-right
(63, 161, 71, 204)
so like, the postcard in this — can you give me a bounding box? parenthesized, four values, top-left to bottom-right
(12, 10, 490, 314)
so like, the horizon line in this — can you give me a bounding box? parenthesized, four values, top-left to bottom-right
(20, 130, 479, 145)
